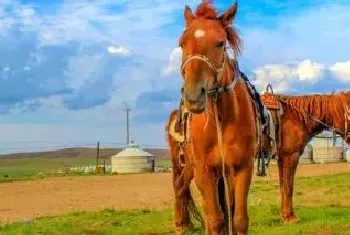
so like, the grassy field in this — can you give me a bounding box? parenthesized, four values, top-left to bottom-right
(0, 147, 170, 182)
(0, 156, 97, 181)
(1, 173, 350, 234)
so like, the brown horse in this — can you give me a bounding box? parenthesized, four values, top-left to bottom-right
(166, 1, 262, 234)
(260, 90, 350, 223)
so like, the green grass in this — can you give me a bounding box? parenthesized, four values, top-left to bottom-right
(1, 173, 350, 234)
(0, 156, 99, 182)
(0, 206, 349, 234)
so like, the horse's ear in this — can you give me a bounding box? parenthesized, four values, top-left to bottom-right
(184, 5, 194, 26)
(219, 2, 238, 27)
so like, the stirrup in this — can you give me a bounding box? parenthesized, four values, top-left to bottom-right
(178, 143, 186, 167)
(256, 153, 268, 177)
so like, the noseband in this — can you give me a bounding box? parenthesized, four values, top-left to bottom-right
(181, 54, 226, 79)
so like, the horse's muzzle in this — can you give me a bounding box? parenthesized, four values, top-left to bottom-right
(182, 87, 206, 114)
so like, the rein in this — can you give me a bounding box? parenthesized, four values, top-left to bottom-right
(181, 49, 240, 235)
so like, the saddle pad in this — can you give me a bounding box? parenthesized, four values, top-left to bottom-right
(169, 118, 185, 143)
(266, 109, 277, 141)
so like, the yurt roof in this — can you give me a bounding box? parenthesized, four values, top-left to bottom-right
(113, 142, 153, 157)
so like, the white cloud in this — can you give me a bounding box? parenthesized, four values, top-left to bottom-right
(252, 59, 326, 92)
(329, 61, 350, 82)
(161, 47, 182, 77)
(0, 0, 181, 106)
(296, 60, 325, 82)
(107, 46, 130, 56)
(253, 64, 292, 93)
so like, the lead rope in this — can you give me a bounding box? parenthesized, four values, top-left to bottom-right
(213, 102, 233, 235)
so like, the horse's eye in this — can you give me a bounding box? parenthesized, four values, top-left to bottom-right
(215, 40, 224, 48)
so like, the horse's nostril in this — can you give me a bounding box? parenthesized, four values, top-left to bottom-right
(201, 87, 206, 94)
(181, 87, 184, 94)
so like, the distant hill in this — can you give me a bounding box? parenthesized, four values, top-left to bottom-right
(0, 147, 170, 161)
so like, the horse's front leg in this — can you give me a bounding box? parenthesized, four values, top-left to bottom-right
(195, 166, 225, 235)
(232, 160, 253, 235)
(277, 152, 300, 224)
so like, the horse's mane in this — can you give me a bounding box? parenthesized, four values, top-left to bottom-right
(275, 91, 349, 128)
(192, 1, 241, 55)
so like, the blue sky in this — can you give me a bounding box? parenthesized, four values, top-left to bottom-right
(0, 0, 349, 152)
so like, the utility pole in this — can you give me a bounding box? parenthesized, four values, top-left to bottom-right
(96, 141, 100, 167)
(123, 101, 131, 145)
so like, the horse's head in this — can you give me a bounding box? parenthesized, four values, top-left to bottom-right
(179, 1, 241, 113)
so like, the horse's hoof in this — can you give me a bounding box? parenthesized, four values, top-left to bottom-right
(175, 224, 194, 235)
(282, 215, 300, 224)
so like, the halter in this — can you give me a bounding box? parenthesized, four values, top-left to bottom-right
(180, 49, 240, 102)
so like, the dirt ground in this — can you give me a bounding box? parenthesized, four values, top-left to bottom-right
(0, 162, 350, 224)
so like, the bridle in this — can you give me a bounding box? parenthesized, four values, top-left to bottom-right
(180, 43, 240, 102)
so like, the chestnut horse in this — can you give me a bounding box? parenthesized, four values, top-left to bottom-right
(166, 2, 263, 235)
(260, 90, 350, 223)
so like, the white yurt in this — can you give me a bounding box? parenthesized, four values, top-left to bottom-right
(110, 141, 154, 174)
(346, 146, 350, 162)
(299, 144, 313, 164)
(311, 134, 344, 164)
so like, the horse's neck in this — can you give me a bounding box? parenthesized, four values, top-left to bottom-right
(213, 62, 241, 120)
(284, 95, 345, 137)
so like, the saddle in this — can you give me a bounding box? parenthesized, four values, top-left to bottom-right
(260, 84, 283, 158)
(260, 84, 282, 111)
(255, 84, 284, 176)
(170, 72, 273, 172)
(172, 71, 269, 142)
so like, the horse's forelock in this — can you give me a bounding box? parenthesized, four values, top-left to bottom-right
(192, 1, 241, 54)
(195, 1, 217, 19)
